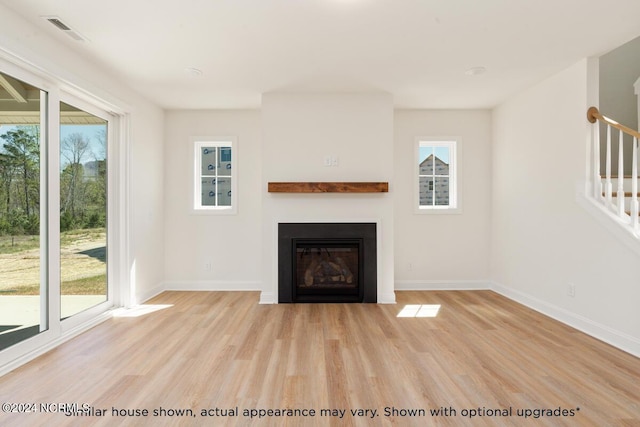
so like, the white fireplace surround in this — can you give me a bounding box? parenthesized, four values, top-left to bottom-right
(260, 93, 396, 304)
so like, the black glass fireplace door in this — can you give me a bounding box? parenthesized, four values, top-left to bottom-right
(293, 239, 362, 302)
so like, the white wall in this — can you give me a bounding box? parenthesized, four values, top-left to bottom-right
(600, 35, 640, 131)
(261, 93, 395, 303)
(0, 4, 165, 305)
(394, 110, 492, 288)
(163, 110, 262, 289)
(492, 59, 640, 356)
(129, 105, 165, 303)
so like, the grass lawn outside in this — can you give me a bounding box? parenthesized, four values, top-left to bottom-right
(0, 228, 106, 295)
(0, 274, 107, 295)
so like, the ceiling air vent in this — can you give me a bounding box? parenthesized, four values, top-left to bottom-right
(42, 16, 87, 42)
(47, 17, 71, 31)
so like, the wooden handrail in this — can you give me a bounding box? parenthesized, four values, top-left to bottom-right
(587, 106, 640, 140)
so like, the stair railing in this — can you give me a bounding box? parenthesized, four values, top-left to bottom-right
(587, 106, 640, 235)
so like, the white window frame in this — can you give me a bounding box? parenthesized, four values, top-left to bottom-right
(415, 137, 462, 214)
(192, 137, 237, 214)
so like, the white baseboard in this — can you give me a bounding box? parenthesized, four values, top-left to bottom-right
(259, 292, 275, 304)
(395, 280, 490, 291)
(491, 281, 640, 358)
(163, 281, 262, 292)
(378, 292, 397, 304)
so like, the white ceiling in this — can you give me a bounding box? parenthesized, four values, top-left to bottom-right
(2, 0, 640, 110)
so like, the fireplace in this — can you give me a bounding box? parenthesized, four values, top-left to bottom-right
(278, 223, 377, 303)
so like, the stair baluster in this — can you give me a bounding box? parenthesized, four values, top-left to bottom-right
(632, 137, 639, 232)
(617, 129, 625, 217)
(593, 117, 601, 200)
(605, 124, 613, 205)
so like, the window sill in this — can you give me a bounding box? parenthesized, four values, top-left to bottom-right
(414, 207, 462, 215)
(191, 207, 237, 215)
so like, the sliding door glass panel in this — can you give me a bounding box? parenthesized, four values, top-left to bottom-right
(59, 102, 107, 319)
(0, 72, 47, 351)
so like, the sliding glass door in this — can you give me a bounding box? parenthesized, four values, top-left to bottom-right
(0, 64, 116, 360)
(59, 102, 108, 320)
(0, 71, 47, 351)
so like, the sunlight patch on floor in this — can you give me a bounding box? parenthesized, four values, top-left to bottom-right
(113, 304, 173, 318)
(397, 304, 441, 318)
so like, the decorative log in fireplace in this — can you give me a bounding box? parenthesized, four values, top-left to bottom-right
(278, 223, 377, 303)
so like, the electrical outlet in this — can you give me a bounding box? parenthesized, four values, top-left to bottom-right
(204, 262, 212, 272)
(324, 155, 339, 167)
(408, 262, 413, 271)
(568, 283, 576, 297)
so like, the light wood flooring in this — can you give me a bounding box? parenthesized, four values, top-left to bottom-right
(0, 290, 639, 426)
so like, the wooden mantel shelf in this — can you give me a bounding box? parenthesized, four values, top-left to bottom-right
(268, 182, 389, 193)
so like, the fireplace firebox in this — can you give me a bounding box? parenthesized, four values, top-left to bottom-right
(278, 223, 377, 303)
